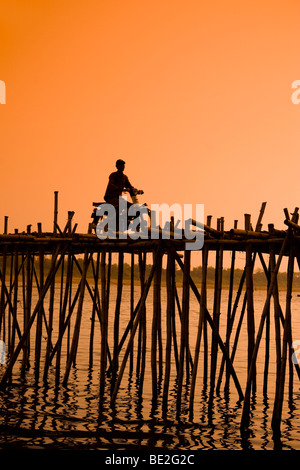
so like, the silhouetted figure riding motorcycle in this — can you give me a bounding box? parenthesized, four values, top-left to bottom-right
(91, 159, 145, 234)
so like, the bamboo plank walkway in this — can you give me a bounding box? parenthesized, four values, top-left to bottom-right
(1, 198, 300, 438)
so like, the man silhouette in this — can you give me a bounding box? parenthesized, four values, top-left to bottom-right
(104, 159, 134, 209)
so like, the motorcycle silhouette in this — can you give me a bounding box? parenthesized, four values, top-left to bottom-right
(91, 188, 146, 235)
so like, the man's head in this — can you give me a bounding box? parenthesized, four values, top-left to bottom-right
(116, 159, 125, 171)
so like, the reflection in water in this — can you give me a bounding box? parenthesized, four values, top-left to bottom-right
(0, 368, 299, 450)
(1, 286, 300, 450)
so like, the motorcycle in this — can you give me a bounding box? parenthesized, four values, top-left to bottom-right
(91, 188, 147, 234)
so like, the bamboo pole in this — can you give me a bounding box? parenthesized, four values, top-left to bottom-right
(157, 274, 163, 385)
(0, 244, 66, 389)
(111, 246, 161, 404)
(53, 191, 58, 234)
(10, 246, 19, 355)
(0, 246, 7, 338)
(263, 257, 271, 395)
(55, 252, 65, 384)
(136, 252, 145, 380)
(63, 249, 90, 387)
(176, 250, 191, 418)
(0, 270, 22, 351)
(269, 248, 282, 400)
(244, 214, 251, 231)
(246, 243, 256, 393)
(34, 243, 44, 380)
(209, 218, 223, 404)
(89, 252, 100, 368)
(189, 243, 208, 419)
(174, 284, 193, 370)
(216, 240, 237, 394)
(4, 216, 8, 235)
(162, 249, 175, 415)
(55, 251, 73, 385)
(271, 231, 295, 434)
(72, 252, 93, 366)
(7, 253, 13, 352)
(49, 279, 82, 362)
(129, 252, 135, 374)
(225, 220, 237, 358)
(111, 250, 124, 392)
(171, 282, 179, 374)
(138, 251, 147, 396)
(67, 255, 73, 359)
(106, 259, 153, 375)
(21, 250, 33, 376)
(43, 248, 56, 382)
(218, 205, 266, 393)
(240, 218, 291, 430)
(228, 293, 247, 378)
(151, 249, 162, 402)
(203, 299, 208, 388)
(171, 247, 244, 401)
(71, 255, 105, 332)
(100, 251, 108, 396)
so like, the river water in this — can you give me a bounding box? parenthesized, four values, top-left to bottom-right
(0, 283, 300, 451)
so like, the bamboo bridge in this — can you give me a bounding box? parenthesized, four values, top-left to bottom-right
(0, 194, 300, 438)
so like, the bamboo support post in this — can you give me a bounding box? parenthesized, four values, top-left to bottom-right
(189, 244, 208, 419)
(34, 244, 44, 380)
(246, 243, 256, 393)
(171, 247, 244, 401)
(216, 230, 236, 395)
(138, 252, 147, 396)
(240, 208, 298, 430)
(7, 253, 13, 352)
(136, 252, 146, 381)
(209, 218, 223, 405)
(162, 249, 175, 416)
(176, 249, 191, 417)
(0, 246, 7, 339)
(4, 216, 8, 235)
(53, 191, 58, 234)
(271, 231, 295, 434)
(0, 245, 66, 389)
(10, 247, 19, 355)
(151, 249, 162, 402)
(129, 252, 135, 374)
(111, 246, 161, 404)
(89, 252, 100, 368)
(63, 249, 90, 387)
(111, 251, 124, 392)
(21, 250, 32, 376)
(43, 249, 56, 382)
(263, 258, 271, 395)
(55, 251, 73, 385)
(100, 251, 108, 396)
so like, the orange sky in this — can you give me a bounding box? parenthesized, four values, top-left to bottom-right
(1, 0, 300, 245)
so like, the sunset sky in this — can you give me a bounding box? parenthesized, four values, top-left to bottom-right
(1, 0, 300, 248)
